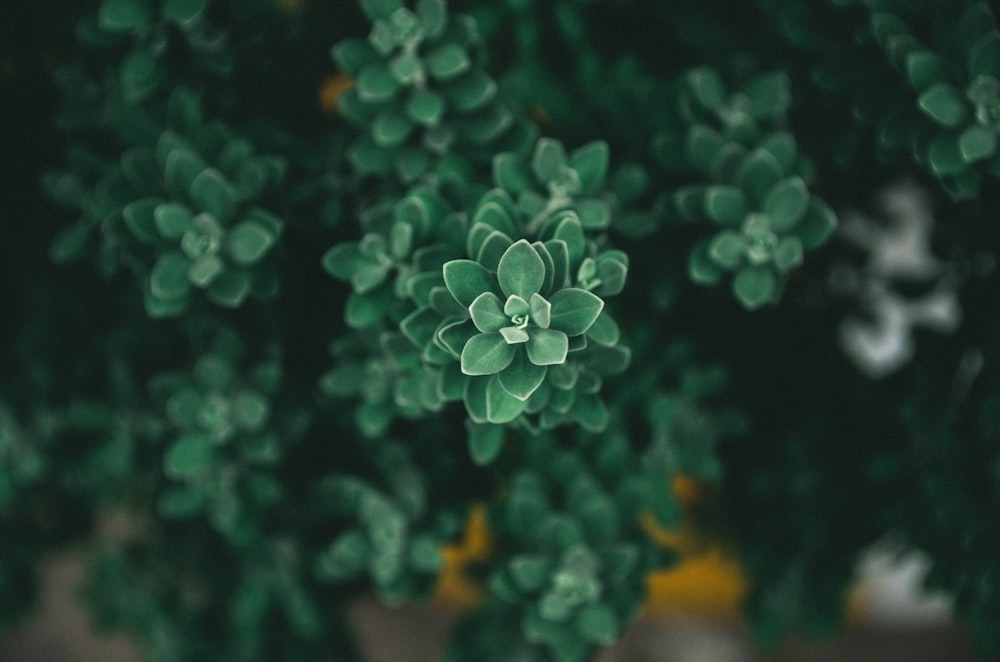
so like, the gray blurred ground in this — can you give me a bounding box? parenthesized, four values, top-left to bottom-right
(0, 553, 980, 662)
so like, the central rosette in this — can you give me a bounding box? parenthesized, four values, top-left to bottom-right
(443, 239, 605, 402)
(498, 292, 550, 344)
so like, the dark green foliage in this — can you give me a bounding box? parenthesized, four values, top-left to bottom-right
(5, 0, 1000, 660)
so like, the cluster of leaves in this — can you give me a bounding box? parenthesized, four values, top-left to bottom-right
(149, 329, 303, 543)
(46, 88, 288, 316)
(332, 0, 533, 183)
(324, 128, 634, 461)
(654, 67, 838, 308)
(311, 435, 464, 605)
(475, 432, 677, 662)
(864, 2, 1000, 197)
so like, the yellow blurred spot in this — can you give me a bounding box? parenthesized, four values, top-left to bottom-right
(277, 0, 303, 12)
(641, 474, 746, 620)
(644, 545, 746, 620)
(435, 503, 492, 606)
(319, 73, 354, 116)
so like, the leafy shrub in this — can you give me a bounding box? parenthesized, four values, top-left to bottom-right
(4, 0, 1000, 660)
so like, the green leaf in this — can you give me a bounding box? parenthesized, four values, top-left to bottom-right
(544, 239, 571, 292)
(473, 196, 519, 237)
(533, 242, 557, 296)
(400, 306, 441, 348)
(773, 236, 804, 272)
(49, 223, 90, 263)
(548, 288, 604, 336)
(348, 135, 395, 174)
(207, 268, 253, 307)
(317, 529, 369, 580)
(463, 376, 489, 423)
(360, 0, 403, 20)
(577, 199, 611, 230)
(498, 349, 547, 400)
(704, 186, 747, 226)
(575, 603, 618, 645)
(345, 285, 394, 328)
(443, 259, 495, 307)
(917, 83, 969, 128)
(154, 203, 193, 240)
(498, 239, 546, 300)
(959, 123, 997, 163)
(164, 432, 213, 479)
(164, 148, 205, 199)
(372, 108, 415, 147)
(586, 310, 619, 346)
(508, 555, 553, 592)
(123, 197, 160, 243)
(733, 266, 778, 309)
(467, 422, 503, 465)
(476, 230, 514, 272)
(532, 138, 568, 184)
(764, 177, 810, 232)
(438, 362, 467, 401)
(486, 374, 528, 423)
(928, 133, 967, 175)
(98, 0, 152, 31)
(736, 148, 783, 204)
(389, 52, 423, 85)
(493, 153, 532, 195)
(120, 50, 161, 102)
(459, 104, 515, 144)
(672, 185, 708, 221)
(437, 318, 478, 357)
(188, 254, 223, 287)
(469, 292, 508, 333)
(232, 391, 269, 431)
(594, 252, 629, 296)
(794, 198, 838, 249)
(905, 50, 947, 92)
(355, 62, 399, 103)
(425, 43, 471, 81)
(444, 69, 497, 112)
(689, 239, 724, 285)
(323, 242, 366, 281)
(163, 0, 208, 26)
(686, 67, 726, 111)
(550, 213, 585, 268)
(151, 252, 192, 300)
(685, 125, 725, 175)
(406, 88, 445, 126)
(226, 221, 276, 266)
(417, 0, 446, 37)
(529, 293, 551, 329)
(525, 328, 569, 366)
(708, 231, 745, 270)
(461, 333, 517, 375)
(568, 141, 609, 193)
(331, 38, 378, 76)
(759, 131, 797, 173)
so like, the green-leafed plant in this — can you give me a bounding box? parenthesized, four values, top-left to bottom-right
(5, 0, 1000, 660)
